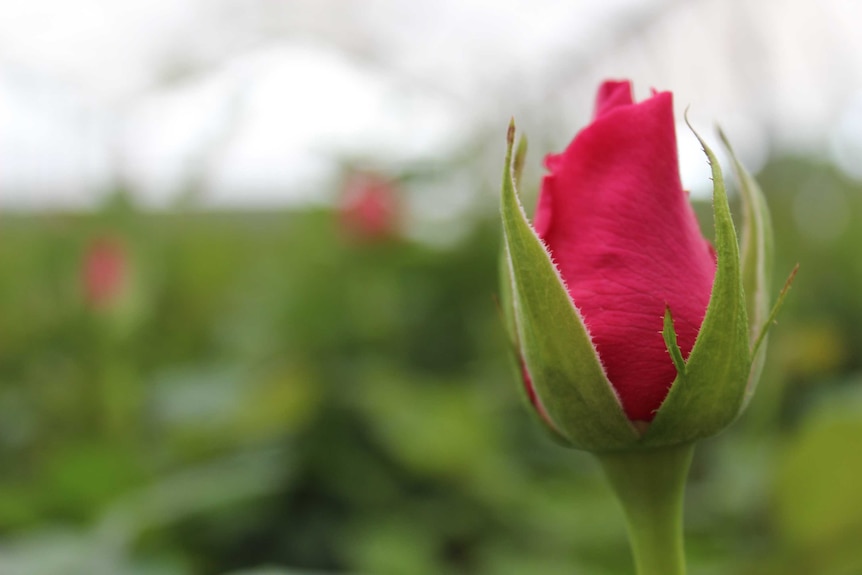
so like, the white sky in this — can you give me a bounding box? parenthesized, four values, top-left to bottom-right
(0, 0, 861, 210)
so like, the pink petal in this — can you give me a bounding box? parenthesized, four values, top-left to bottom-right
(594, 80, 635, 118)
(535, 82, 715, 422)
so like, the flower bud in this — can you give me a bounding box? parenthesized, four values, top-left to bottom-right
(83, 236, 129, 309)
(338, 171, 402, 241)
(500, 80, 791, 451)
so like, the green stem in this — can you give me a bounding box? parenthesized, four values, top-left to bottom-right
(596, 442, 694, 575)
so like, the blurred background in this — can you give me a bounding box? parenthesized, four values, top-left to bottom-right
(2, 0, 862, 573)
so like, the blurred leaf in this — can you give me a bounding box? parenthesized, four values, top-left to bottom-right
(40, 442, 145, 520)
(345, 517, 438, 575)
(223, 569, 357, 575)
(356, 370, 499, 480)
(95, 448, 290, 550)
(775, 385, 862, 556)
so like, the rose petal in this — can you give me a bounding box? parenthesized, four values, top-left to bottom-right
(535, 83, 716, 421)
(594, 80, 635, 118)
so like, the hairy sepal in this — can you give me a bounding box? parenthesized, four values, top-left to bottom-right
(501, 120, 637, 451)
(643, 121, 751, 446)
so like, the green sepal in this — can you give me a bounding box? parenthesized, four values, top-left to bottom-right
(500, 120, 638, 451)
(751, 264, 798, 359)
(719, 129, 774, 406)
(498, 246, 518, 343)
(498, 247, 572, 446)
(662, 308, 687, 378)
(497, 134, 570, 445)
(643, 121, 751, 446)
(513, 133, 528, 190)
(497, 131, 529, 352)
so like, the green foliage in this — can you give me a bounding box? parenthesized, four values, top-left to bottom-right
(773, 386, 862, 574)
(0, 147, 861, 574)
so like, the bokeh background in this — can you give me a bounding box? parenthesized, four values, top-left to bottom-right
(2, 0, 862, 573)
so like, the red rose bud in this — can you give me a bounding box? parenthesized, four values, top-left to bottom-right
(500, 80, 792, 451)
(338, 172, 402, 241)
(83, 236, 128, 309)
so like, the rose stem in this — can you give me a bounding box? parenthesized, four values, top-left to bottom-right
(596, 442, 694, 575)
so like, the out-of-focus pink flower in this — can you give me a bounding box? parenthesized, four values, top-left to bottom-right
(338, 172, 401, 241)
(83, 237, 128, 308)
